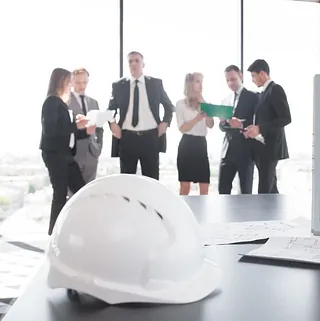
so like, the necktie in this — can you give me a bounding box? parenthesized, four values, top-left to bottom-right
(233, 92, 238, 108)
(80, 95, 87, 116)
(131, 80, 139, 127)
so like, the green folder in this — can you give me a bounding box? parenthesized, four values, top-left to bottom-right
(200, 103, 234, 119)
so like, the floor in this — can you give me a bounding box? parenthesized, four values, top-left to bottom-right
(0, 203, 49, 320)
(0, 238, 45, 320)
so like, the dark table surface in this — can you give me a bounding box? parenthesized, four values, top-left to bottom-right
(3, 194, 319, 321)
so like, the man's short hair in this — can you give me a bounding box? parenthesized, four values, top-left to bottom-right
(127, 51, 144, 59)
(247, 59, 270, 75)
(224, 65, 241, 73)
(72, 68, 90, 77)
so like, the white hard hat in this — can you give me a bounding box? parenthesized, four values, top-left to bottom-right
(46, 174, 221, 304)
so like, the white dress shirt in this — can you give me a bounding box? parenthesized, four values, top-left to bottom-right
(122, 75, 157, 131)
(68, 110, 75, 148)
(262, 79, 273, 92)
(175, 99, 207, 137)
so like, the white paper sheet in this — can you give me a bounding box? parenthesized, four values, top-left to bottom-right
(202, 219, 311, 246)
(86, 110, 114, 127)
(241, 236, 320, 264)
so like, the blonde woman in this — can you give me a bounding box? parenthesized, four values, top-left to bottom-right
(175, 72, 214, 195)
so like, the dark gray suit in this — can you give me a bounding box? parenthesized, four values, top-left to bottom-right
(68, 92, 103, 183)
(218, 87, 258, 194)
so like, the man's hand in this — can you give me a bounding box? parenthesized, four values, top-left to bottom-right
(229, 117, 243, 129)
(86, 125, 96, 135)
(110, 122, 122, 139)
(243, 130, 250, 139)
(246, 124, 260, 138)
(158, 122, 168, 137)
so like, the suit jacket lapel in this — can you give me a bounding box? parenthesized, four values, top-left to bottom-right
(255, 91, 266, 114)
(234, 88, 246, 117)
(86, 97, 96, 111)
(121, 78, 131, 116)
(256, 81, 273, 112)
(144, 76, 153, 106)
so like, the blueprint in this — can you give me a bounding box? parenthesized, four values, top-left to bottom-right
(202, 219, 311, 246)
(242, 236, 320, 264)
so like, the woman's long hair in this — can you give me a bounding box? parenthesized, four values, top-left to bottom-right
(46, 68, 71, 98)
(184, 72, 204, 109)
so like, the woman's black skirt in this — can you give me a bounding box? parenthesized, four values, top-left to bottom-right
(177, 134, 210, 183)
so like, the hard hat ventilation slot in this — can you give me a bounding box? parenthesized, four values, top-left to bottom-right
(156, 211, 163, 220)
(122, 196, 163, 220)
(139, 201, 147, 209)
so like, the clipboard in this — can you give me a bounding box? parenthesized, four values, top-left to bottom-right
(200, 103, 234, 119)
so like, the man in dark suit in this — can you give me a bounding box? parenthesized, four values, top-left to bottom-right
(218, 65, 258, 194)
(246, 59, 291, 194)
(107, 51, 174, 180)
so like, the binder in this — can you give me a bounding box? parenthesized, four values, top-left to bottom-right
(200, 103, 234, 119)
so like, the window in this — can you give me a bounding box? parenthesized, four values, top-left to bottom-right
(124, 0, 241, 191)
(0, 0, 118, 224)
(244, 0, 320, 200)
(0, 0, 119, 154)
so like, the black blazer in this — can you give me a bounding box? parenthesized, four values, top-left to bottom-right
(39, 96, 88, 156)
(219, 88, 258, 163)
(254, 81, 291, 160)
(108, 76, 174, 157)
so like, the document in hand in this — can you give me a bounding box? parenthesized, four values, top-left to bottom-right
(86, 110, 114, 127)
(200, 103, 234, 119)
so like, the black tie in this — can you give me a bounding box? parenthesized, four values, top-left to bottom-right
(80, 95, 87, 116)
(132, 80, 139, 127)
(233, 92, 238, 108)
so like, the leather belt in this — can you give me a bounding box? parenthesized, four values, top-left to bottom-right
(122, 128, 157, 136)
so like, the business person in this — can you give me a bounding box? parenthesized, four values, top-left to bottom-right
(176, 72, 214, 195)
(246, 59, 291, 194)
(40, 68, 93, 235)
(218, 65, 258, 194)
(108, 51, 174, 180)
(69, 68, 103, 183)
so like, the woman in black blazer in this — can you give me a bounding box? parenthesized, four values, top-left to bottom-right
(40, 68, 90, 235)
